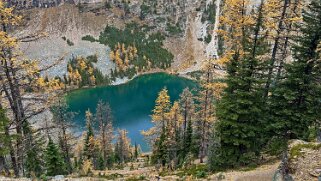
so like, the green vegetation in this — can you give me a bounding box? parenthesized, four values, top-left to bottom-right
(209, 0, 321, 171)
(162, 164, 208, 178)
(289, 143, 321, 159)
(186, 70, 202, 80)
(166, 23, 183, 36)
(82, 35, 96, 42)
(0, 108, 10, 157)
(204, 34, 212, 44)
(67, 39, 74, 46)
(125, 175, 146, 181)
(201, 3, 216, 23)
(62, 36, 74, 46)
(67, 55, 110, 87)
(98, 23, 173, 79)
(104, 1, 112, 9)
(140, 4, 151, 20)
(44, 138, 66, 176)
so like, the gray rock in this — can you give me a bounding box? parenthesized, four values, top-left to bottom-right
(53, 175, 65, 180)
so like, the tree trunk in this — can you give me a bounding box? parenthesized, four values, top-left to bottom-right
(264, 0, 289, 99)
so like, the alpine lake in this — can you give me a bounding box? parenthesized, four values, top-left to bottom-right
(66, 73, 198, 152)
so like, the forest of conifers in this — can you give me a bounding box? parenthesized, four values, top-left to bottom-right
(0, 0, 321, 180)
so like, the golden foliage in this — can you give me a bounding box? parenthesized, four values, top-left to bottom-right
(219, 0, 255, 59)
(151, 88, 171, 123)
(81, 159, 94, 176)
(109, 43, 138, 71)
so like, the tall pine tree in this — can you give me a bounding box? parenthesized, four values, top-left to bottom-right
(44, 138, 66, 176)
(268, 0, 321, 140)
(0, 107, 10, 175)
(178, 88, 195, 164)
(142, 88, 171, 166)
(212, 0, 270, 168)
(51, 99, 75, 174)
(83, 109, 95, 160)
(95, 100, 114, 168)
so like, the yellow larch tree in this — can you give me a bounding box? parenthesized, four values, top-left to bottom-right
(216, 0, 256, 65)
(1, 1, 63, 176)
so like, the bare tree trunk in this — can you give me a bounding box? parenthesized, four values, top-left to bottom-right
(199, 69, 210, 163)
(264, 0, 289, 99)
(276, 0, 300, 81)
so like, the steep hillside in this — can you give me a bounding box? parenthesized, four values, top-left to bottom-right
(17, 4, 114, 77)
(17, 0, 221, 78)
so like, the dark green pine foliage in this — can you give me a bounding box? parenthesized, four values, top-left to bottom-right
(268, 0, 321, 140)
(98, 23, 173, 72)
(0, 108, 11, 175)
(152, 126, 167, 166)
(67, 55, 110, 87)
(177, 88, 195, 163)
(0, 108, 10, 157)
(51, 100, 75, 174)
(180, 118, 193, 164)
(25, 130, 45, 177)
(134, 142, 138, 159)
(212, 1, 269, 169)
(97, 154, 105, 170)
(83, 111, 95, 160)
(214, 55, 265, 168)
(44, 138, 66, 176)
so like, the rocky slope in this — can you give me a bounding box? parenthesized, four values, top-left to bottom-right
(16, 0, 222, 78)
(17, 4, 114, 77)
(287, 140, 321, 180)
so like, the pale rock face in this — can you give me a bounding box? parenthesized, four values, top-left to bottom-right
(15, 0, 224, 77)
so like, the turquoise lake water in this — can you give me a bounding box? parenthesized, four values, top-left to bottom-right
(66, 73, 197, 152)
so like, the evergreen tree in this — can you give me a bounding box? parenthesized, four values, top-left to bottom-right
(211, 0, 270, 168)
(83, 109, 95, 159)
(115, 129, 132, 164)
(142, 88, 171, 166)
(97, 154, 105, 170)
(0, 108, 9, 156)
(166, 101, 182, 169)
(178, 88, 195, 163)
(0, 107, 10, 175)
(51, 99, 75, 174)
(268, 0, 321, 140)
(25, 129, 45, 178)
(95, 100, 114, 168)
(181, 116, 193, 163)
(44, 138, 66, 176)
(134, 142, 139, 159)
(195, 62, 217, 163)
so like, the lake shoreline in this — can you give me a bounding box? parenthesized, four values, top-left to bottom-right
(66, 68, 198, 94)
(66, 72, 198, 152)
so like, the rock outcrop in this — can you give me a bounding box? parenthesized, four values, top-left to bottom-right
(288, 140, 321, 180)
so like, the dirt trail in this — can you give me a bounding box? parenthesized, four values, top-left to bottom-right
(210, 161, 280, 181)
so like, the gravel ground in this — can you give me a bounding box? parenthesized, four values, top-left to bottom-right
(20, 36, 114, 78)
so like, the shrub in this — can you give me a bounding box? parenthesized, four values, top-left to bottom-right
(196, 170, 207, 178)
(265, 137, 287, 156)
(82, 35, 96, 42)
(66, 39, 74, 46)
(166, 23, 183, 36)
(204, 34, 212, 44)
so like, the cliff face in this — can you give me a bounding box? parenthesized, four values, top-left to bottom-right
(4, 0, 74, 9)
(15, 0, 222, 76)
